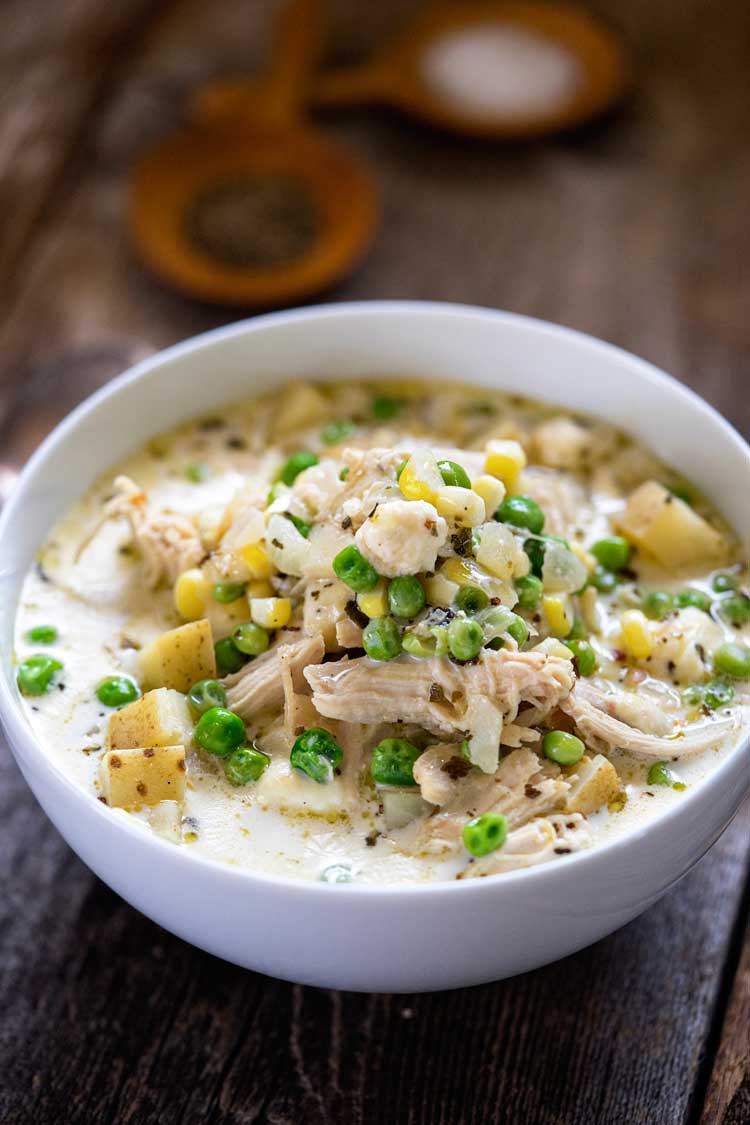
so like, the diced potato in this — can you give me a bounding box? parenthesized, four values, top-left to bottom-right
(107, 688, 194, 751)
(614, 481, 727, 571)
(271, 381, 328, 439)
(100, 745, 186, 810)
(139, 619, 216, 693)
(565, 754, 622, 816)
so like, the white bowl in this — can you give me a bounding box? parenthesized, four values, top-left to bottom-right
(1, 302, 748, 992)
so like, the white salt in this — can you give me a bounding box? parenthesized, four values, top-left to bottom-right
(421, 24, 582, 119)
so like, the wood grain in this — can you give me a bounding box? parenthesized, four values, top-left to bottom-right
(0, 1, 749, 1123)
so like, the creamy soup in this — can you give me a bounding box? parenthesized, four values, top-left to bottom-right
(15, 380, 750, 883)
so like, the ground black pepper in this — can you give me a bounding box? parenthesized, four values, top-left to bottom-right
(186, 177, 319, 268)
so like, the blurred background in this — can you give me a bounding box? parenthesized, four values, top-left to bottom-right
(2, 4, 750, 1122)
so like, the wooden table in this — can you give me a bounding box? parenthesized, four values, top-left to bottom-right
(1, 2, 748, 1121)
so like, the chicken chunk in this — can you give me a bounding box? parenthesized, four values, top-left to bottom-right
(562, 680, 737, 758)
(354, 500, 448, 577)
(225, 634, 325, 720)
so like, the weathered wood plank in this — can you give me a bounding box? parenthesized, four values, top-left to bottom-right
(700, 912, 750, 1124)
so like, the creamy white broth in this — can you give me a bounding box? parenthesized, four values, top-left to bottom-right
(15, 380, 750, 884)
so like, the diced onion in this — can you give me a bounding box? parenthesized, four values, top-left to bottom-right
(541, 540, 588, 594)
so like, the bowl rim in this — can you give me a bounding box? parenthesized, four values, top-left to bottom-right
(1, 299, 748, 899)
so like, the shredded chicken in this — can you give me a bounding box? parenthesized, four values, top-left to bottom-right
(305, 648, 575, 745)
(77, 476, 204, 588)
(562, 680, 738, 758)
(520, 467, 585, 538)
(411, 748, 569, 853)
(226, 634, 325, 720)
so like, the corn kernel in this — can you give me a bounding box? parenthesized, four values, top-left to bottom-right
(543, 595, 573, 638)
(440, 557, 474, 587)
(246, 579, 274, 599)
(398, 448, 443, 504)
(435, 486, 485, 527)
(620, 609, 653, 660)
(424, 572, 460, 608)
(250, 596, 292, 630)
(173, 568, 210, 621)
(357, 580, 388, 619)
(239, 542, 273, 579)
(484, 440, 527, 492)
(472, 474, 506, 520)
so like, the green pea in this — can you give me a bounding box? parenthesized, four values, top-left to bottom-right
(675, 588, 712, 613)
(589, 566, 618, 594)
(716, 593, 750, 628)
(388, 576, 426, 619)
(713, 642, 750, 680)
(224, 745, 270, 786)
(647, 761, 686, 790)
(188, 678, 227, 715)
(514, 575, 543, 611)
(321, 419, 355, 445)
(370, 738, 421, 786)
(290, 727, 343, 783)
(96, 676, 140, 708)
(454, 585, 489, 614)
(25, 624, 58, 645)
(543, 730, 585, 765)
(712, 573, 738, 594)
(212, 582, 246, 604)
(339, 466, 350, 481)
(232, 622, 270, 656)
(508, 615, 530, 647)
(565, 639, 598, 677)
(438, 459, 471, 489)
(284, 512, 311, 539)
(363, 616, 402, 661)
(703, 679, 735, 711)
(195, 707, 245, 757)
(17, 654, 63, 696)
(497, 495, 545, 534)
(463, 813, 508, 857)
(371, 394, 401, 422)
(214, 637, 247, 675)
(590, 536, 631, 572)
(642, 591, 675, 620)
(279, 450, 319, 487)
(184, 462, 209, 483)
(332, 545, 379, 593)
(447, 617, 484, 661)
